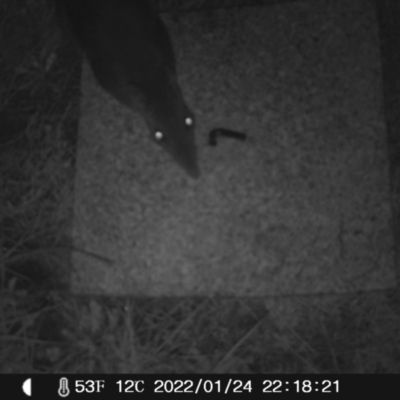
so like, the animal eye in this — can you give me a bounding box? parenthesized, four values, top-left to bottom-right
(185, 117, 193, 126)
(154, 131, 164, 141)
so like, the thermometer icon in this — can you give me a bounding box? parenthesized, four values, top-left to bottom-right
(58, 377, 70, 397)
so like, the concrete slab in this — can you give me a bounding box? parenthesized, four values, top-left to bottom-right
(71, 0, 396, 295)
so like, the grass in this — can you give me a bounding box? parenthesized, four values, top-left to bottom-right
(1, 0, 399, 374)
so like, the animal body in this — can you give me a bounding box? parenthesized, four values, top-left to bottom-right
(56, 0, 199, 178)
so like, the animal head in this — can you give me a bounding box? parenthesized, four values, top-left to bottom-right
(56, 0, 200, 178)
(127, 73, 200, 179)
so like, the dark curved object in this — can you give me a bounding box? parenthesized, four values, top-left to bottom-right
(209, 128, 247, 146)
(55, 0, 199, 178)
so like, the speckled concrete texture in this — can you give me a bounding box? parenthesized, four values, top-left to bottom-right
(71, 0, 396, 295)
